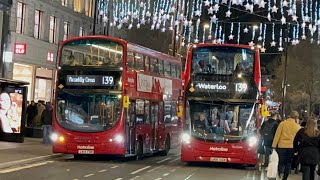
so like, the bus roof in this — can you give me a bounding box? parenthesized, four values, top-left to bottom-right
(191, 43, 259, 51)
(60, 35, 180, 64)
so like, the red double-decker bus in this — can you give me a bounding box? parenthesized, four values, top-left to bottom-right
(51, 36, 183, 159)
(181, 44, 261, 166)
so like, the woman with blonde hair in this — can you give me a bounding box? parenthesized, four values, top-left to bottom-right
(294, 118, 320, 180)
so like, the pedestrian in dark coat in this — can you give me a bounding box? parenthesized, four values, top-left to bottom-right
(294, 118, 320, 180)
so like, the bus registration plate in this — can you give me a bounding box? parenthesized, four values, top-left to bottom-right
(210, 157, 227, 162)
(78, 150, 94, 154)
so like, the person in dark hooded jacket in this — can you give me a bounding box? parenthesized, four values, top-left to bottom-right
(294, 118, 320, 180)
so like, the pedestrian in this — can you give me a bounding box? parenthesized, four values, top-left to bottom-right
(260, 112, 279, 167)
(32, 100, 45, 127)
(272, 111, 301, 180)
(41, 104, 53, 144)
(293, 118, 320, 180)
(26, 101, 37, 127)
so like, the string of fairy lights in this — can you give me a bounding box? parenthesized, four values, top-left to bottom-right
(96, 0, 320, 52)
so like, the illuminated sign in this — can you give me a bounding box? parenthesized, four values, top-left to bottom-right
(0, 88, 24, 134)
(194, 82, 229, 93)
(14, 43, 26, 54)
(192, 81, 248, 93)
(66, 75, 114, 86)
(47, 52, 54, 62)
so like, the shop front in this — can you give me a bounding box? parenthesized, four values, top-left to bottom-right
(6, 33, 57, 104)
(12, 63, 54, 103)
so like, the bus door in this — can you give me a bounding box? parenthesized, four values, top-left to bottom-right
(151, 103, 159, 151)
(126, 100, 136, 154)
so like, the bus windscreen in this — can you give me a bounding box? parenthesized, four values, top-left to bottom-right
(56, 93, 122, 132)
(61, 39, 123, 67)
(186, 100, 257, 142)
(192, 46, 254, 76)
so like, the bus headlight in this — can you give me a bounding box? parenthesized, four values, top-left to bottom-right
(114, 134, 124, 143)
(248, 136, 258, 147)
(182, 133, 191, 144)
(50, 133, 59, 141)
(51, 133, 64, 143)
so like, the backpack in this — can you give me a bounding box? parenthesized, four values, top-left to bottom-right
(262, 121, 276, 142)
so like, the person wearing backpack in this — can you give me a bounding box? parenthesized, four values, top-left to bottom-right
(294, 118, 320, 180)
(260, 112, 279, 167)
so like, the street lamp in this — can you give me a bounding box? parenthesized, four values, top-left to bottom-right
(203, 24, 210, 43)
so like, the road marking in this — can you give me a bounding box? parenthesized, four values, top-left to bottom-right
(154, 178, 162, 180)
(0, 161, 54, 174)
(114, 178, 123, 180)
(129, 176, 140, 180)
(185, 172, 195, 180)
(169, 157, 180, 163)
(98, 169, 107, 173)
(163, 173, 170, 176)
(174, 153, 181, 156)
(260, 168, 265, 180)
(147, 165, 164, 172)
(111, 165, 119, 169)
(157, 158, 171, 163)
(130, 166, 151, 175)
(170, 169, 176, 172)
(66, 169, 70, 171)
(83, 173, 94, 178)
(73, 179, 79, 180)
(0, 154, 61, 169)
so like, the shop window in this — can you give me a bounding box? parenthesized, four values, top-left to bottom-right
(150, 58, 159, 74)
(35, 68, 53, 103)
(13, 64, 33, 101)
(61, 0, 68, 7)
(63, 21, 70, 40)
(85, 0, 94, 17)
(159, 60, 164, 75)
(49, 16, 57, 44)
(16, 2, 26, 34)
(144, 56, 150, 72)
(74, 0, 83, 13)
(127, 51, 134, 69)
(79, 27, 85, 36)
(135, 53, 144, 71)
(34, 10, 43, 39)
(171, 63, 177, 78)
(164, 61, 171, 77)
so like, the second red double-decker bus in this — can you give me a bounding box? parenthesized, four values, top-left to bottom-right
(181, 44, 261, 166)
(51, 36, 182, 159)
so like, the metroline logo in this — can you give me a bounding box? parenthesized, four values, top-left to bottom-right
(196, 83, 227, 90)
(209, 147, 229, 152)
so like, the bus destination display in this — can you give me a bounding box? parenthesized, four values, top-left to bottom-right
(66, 75, 114, 86)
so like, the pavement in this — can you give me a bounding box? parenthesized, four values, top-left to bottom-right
(0, 139, 304, 180)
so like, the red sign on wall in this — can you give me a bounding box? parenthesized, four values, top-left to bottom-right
(47, 52, 54, 62)
(14, 43, 27, 54)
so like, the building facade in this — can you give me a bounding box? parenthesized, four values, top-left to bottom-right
(3, 0, 95, 102)
(0, 0, 12, 76)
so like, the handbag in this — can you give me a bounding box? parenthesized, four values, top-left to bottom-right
(267, 150, 279, 178)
